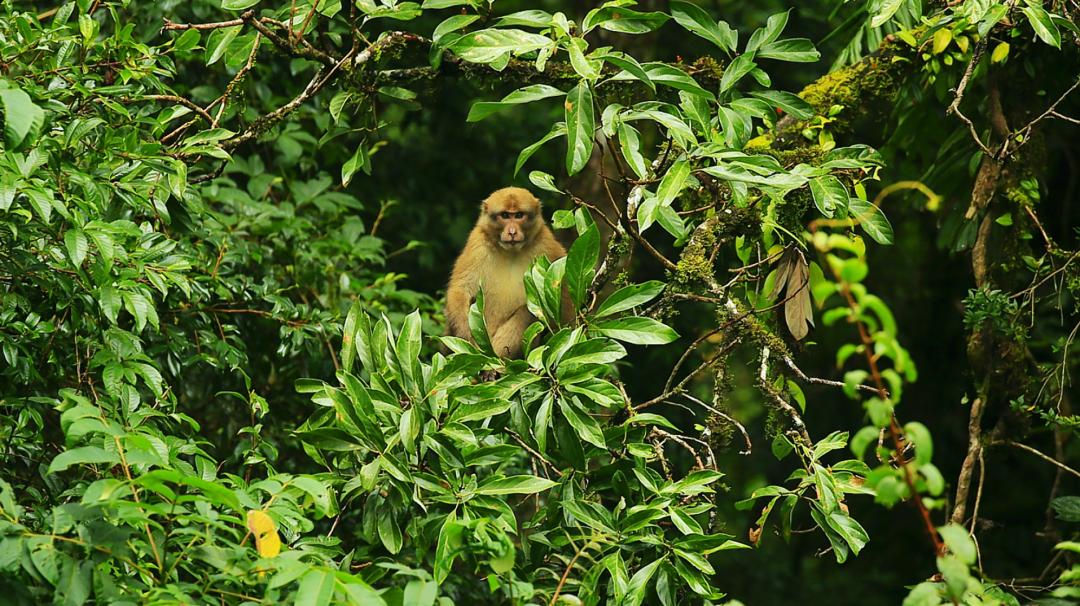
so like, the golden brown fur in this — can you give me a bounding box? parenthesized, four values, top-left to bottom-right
(445, 187, 567, 358)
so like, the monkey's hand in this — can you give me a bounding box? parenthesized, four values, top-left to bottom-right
(491, 307, 534, 359)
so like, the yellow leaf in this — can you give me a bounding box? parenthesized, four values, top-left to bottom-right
(246, 509, 282, 558)
(932, 28, 952, 54)
(954, 35, 969, 53)
(991, 41, 1010, 63)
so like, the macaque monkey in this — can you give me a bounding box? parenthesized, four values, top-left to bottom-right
(445, 187, 568, 358)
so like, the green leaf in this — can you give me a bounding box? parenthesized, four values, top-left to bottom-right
(1022, 3, 1061, 48)
(64, 229, 88, 267)
(529, 170, 561, 194)
(295, 570, 335, 606)
(560, 338, 626, 367)
(626, 64, 714, 100)
(597, 52, 654, 92)
(566, 221, 600, 308)
(559, 397, 606, 448)
(222, 0, 261, 9)
(749, 90, 814, 120)
(476, 474, 558, 495)
(938, 524, 977, 565)
(593, 317, 678, 345)
(565, 82, 595, 175)
(621, 558, 664, 606)
(449, 28, 552, 64)
(433, 14, 480, 44)
(450, 399, 513, 423)
(809, 175, 848, 218)
(47, 446, 119, 474)
(848, 197, 894, 245)
(757, 38, 820, 62)
(720, 53, 757, 93)
(583, 6, 669, 34)
(656, 160, 691, 210)
(871, 0, 905, 27)
(669, 0, 737, 53)
(746, 10, 790, 52)
(594, 281, 666, 317)
(0, 88, 44, 149)
(469, 290, 494, 354)
(567, 38, 601, 80)
(206, 25, 241, 65)
(515, 122, 566, 176)
(468, 84, 565, 122)
(617, 123, 648, 179)
(341, 142, 369, 186)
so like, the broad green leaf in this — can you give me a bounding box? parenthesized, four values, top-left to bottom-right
(597, 52, 655, 92)
(47, 446, 119, 474)
(871, 0, 905, 27)
(559, 397, 606, 447)
(433, 14, 480, 43)
(296, 570, 335, 606)
(809, 175, 848, 218)
(621, 558, 664, 606)
(449, 28, 552, 64)
(342, 142, 369, 186)
(64, 229, 88, 267)
(594, 281, 666, 317)
(656, 160, 691, 209)
(567, 38, 601, 80)
(1022, 3, 1061, 48)
(529, 170, 561, 193)
(222, 0, 261, 9)
(938, 524, 976, 565)
(848, 197, 894, 245)
(468, 84, 565, 122)
(617, 123, 648, 179)
(746, 10, 790, 52)
(0, 88, 44, 149)
(594, 317, 678, 345)
(615, 64, 714, 100)
(566, 221, 600, 308)
(560, 338, 626, 367)
(206, 25, 241, 65)
(565, 82, 595, 175)
(757, 38, 820, 62)
(720, 53, 756, 93)
(515, 122, 566, 176)
(669, 0, 737, 52)
(476, 474, 558, 495)
(749, 90, 814, 120)
(583, 6, 669, 33)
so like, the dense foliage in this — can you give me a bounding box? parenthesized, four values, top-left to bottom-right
(1, 0, 1079, 604)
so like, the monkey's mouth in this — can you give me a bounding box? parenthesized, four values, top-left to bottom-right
(499, 239, 525, 249)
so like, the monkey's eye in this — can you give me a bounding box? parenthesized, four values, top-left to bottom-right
(514, 212, 524, 219)
(500, 211, 511, 219)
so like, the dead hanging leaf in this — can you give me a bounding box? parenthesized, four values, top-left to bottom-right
(246, 509, 282, 558)
(748, 525, 763, 546)
(771, 247, 814, 340)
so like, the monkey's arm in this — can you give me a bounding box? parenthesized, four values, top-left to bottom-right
(445, 240, 480, 340)
(491, 307, 534, 359)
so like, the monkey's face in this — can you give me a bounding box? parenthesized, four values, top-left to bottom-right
(481, 189, 541, 251)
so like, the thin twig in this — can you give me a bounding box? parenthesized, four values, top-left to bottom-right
(999, 440, 1080, 480)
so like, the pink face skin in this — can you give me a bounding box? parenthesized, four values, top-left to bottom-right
(481, 189, 541, 252)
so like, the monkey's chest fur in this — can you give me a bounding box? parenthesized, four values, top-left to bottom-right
(477, 252, 535, 327)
